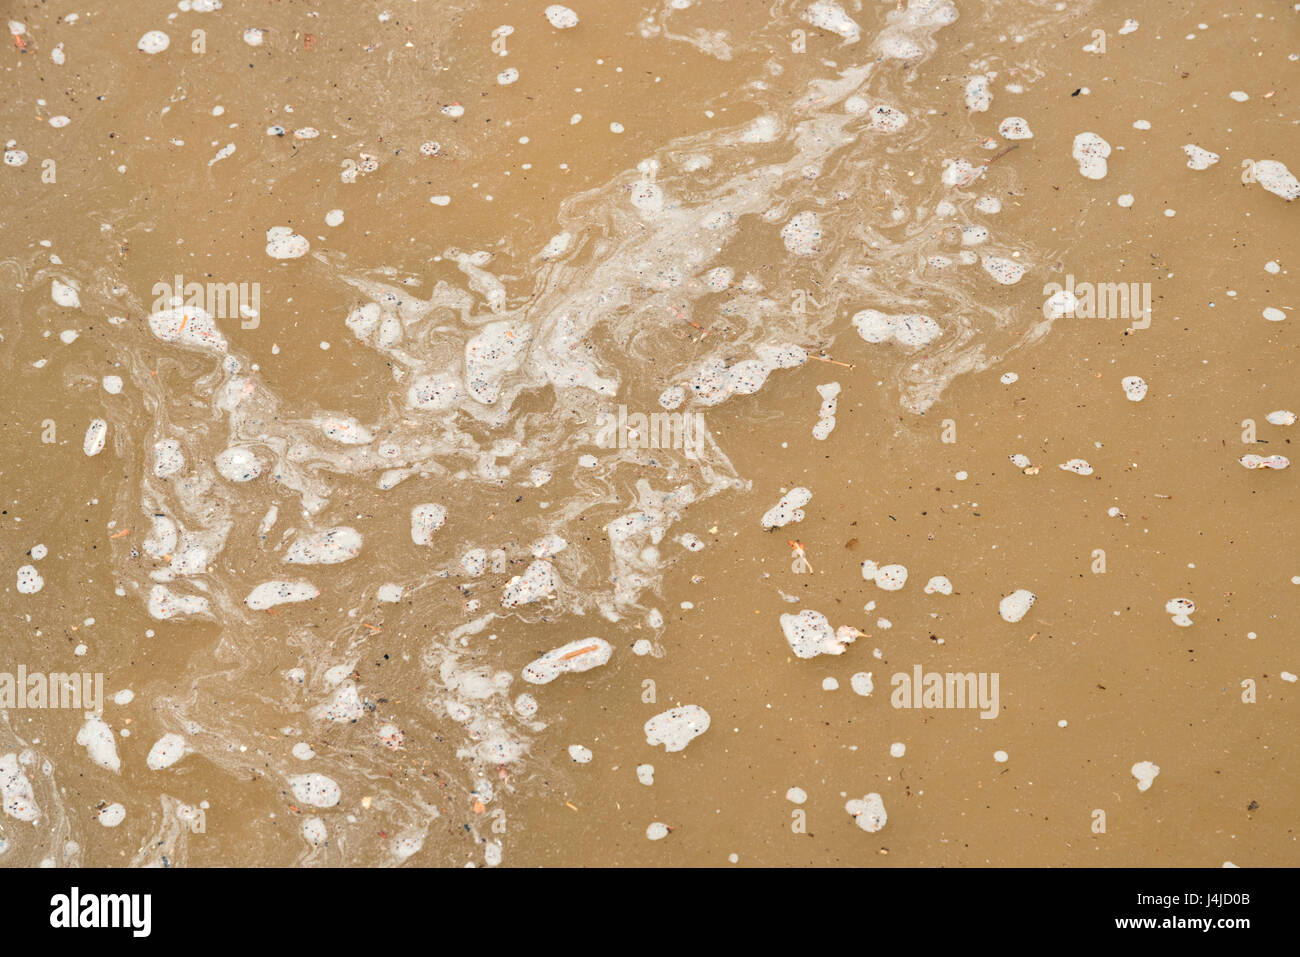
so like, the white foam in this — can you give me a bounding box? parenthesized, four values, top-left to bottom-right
(302, 817, 327, 846)
(16, 564, 43, 595)
(965, 75, 992, 112)
(215, 446, 261, 482)
(246, 580, 320, 610)
(999, 589, 1036, 623)
(289, 773, 342, 807)
(1252, 160, 1299, 201)
(1072, 132, 1111, 180)
(998, 117, 1033, 140)
(76, 716, 120, 773)
(544, 5, 579, 29)
(1, 753, 40, 822)
(1239, 454, 1289, 470)
(501, 560, 557, 607)
(761, 487, 812, 528)
(149, 306, 228, 353)
(265, 226, 310, 259)
(853, 309, 942, 347)
(1131, 760, 1159, 792)
(51, 278, 81, 308)
(153, 439, 184, 478)
(644, 705, 711, 752)
(1121, 376, 1148, 401)
(781, 211, 823, 256)
(410, 505, 447, 545)
(1165, 597, 1195, 627)
(1182, 144, 1220, 170)
(522, 638, 613, 684)
(813, 382, 840, 440)
(146, 733, 188, 770)
(780, 609, 857, 658)
(137, 30, 170, 54)
(285, 527, 362, 564)
(83, 419, 107, 457)
(863, 562, 908, 591)
(147, 584, 210, 620)
(981, 255, 1026, 285)
(845, 793, 887, 832)
(802, 1, 861, 43)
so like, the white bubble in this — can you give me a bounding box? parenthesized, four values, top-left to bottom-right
(644, 705, 711, 752)
(924, 576, 953, 595)
(137, 31, 170, 55)
(1072, 132, 1111, 180)
(289, 773, 341, 807)
(51, 279, 81, 308)
(16, 565, 44, 595)
(845, 793, 887, 833)
(802, 1, 861, 43)
(1121, 376, 1148, 401)
(1131, 760, 1160, 792)
(83, 419, 108, 457)
(780, 210, 822, 256)
(146, 733, 187, 771)
(265, 226, 309, 259)
(997, 116, 1033, 140)
(544, 5, 580, 29)
(999, 589, 1036, 623)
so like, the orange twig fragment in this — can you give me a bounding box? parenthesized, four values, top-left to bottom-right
(110, 528, 131, 539)
(787, 540, 813, 572)
(807, 354, 854, 369)
(670, 305, 709, 338)
(560, 644, 599, 661)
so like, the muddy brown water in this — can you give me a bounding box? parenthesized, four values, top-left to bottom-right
(0, 0, 1296, 867)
